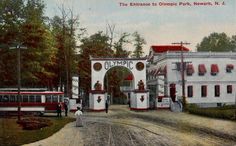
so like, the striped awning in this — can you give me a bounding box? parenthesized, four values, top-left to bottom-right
(211, 64, 219, 74)
(198, 64, 206, 75)
(226, 64, 234, 69)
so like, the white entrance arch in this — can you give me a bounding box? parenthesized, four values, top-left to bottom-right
(89, 57, 149, 111)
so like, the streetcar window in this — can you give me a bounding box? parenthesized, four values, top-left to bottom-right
(0, 95, 2, 102)
(36, 95, 41, 102)
(46, 95, 51, 102)
(3, 95, 9, 102)
(59, 95, 63, 102)
(29, 95, 35, 102)
(23, 95, 28, 102)
(10, 95, 16, 102)
(52, 95, 58, 102)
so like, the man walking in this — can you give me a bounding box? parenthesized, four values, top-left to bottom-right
(64, 103, 68, 117)
(105, 100, 109, 113)
(57, 103, 62, 117)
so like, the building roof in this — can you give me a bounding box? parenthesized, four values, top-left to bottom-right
(151, 45, 190, 53)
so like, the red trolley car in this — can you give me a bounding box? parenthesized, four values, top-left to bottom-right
(0, 89, 65, 115)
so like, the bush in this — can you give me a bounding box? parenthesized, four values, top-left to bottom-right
(187, 104, 236, 120)
(17, 117, 52, 130)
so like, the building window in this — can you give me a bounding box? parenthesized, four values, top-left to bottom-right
(187, 86, 193, 97)
(215, 85, 220, 97)
(227, 85, 232, 94)
(201, 85, 207, 97)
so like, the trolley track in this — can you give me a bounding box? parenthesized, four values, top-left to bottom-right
(83, 117, 175, 146)
(82, 113, 236, 146)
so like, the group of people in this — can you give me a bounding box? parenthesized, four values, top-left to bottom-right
(57, 98, 109, 127)
(56, 102, 68, 117)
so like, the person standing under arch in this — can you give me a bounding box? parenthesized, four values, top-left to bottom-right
(105, 100, 109, 113)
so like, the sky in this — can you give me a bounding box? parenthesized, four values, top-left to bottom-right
(44, 0, 236, 55)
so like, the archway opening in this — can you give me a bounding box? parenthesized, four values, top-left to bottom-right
(104, 66, 134, 105)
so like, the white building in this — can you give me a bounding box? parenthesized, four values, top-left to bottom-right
(147, 45, 236, 108)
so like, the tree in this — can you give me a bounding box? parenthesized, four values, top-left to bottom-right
(197, 32, 234, 52)
(50, 5, 79, 95)
(78, 32, 113, 93)
(114, 32, 131, 58)
(20, 0, 56, 87)
(131, 31, 146, 58)
(230, 35, 236, 51)
(0, 0, 25, 87)
(0, 0, 57, 88)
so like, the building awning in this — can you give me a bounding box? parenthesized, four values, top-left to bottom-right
(151, 70, 156, 75)
(226, 64, 234, 69)
(198, 64, 206, 75)
(186, 64, 194, 75)
(211, 64, 219, 74)
(160, 65, 167, 75)
(154, 68, 161, 76)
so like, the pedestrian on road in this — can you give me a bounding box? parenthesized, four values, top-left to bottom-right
(64, 103, 68, 117)
(105, 100, 109, 113)
(57, 103, 62, 117)
(75, 107, 83, 127)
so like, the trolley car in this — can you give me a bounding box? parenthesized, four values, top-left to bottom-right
(0, 89, 65, 115)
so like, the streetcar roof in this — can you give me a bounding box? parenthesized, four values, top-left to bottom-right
(0, 88, 48, 91)
(0, 91, 64, 95)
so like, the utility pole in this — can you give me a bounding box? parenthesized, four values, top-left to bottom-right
(10, 43, 27, 121)
(235, 92, 236, 120)
(172, 41, 190, 110)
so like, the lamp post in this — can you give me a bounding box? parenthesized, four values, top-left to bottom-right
(10, 43, 27, 121)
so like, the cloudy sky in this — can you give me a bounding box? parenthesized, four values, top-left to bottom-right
(45, 0, 236, 55)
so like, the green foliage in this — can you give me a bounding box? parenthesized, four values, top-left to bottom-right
(0, 0, 25, 43)
(0, 0, 79, 91)
(187, 104, 236, 120)
(114, 32, 131, 57)
(131, 31, 146, 58)
(50, 10, 80, 94)
(197, 32, 236, 52)
(0, 0, 56, 87)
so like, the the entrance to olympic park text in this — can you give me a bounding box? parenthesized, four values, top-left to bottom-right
(89, 57, 149, 111)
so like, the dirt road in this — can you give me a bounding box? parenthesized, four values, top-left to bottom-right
(26, 105, 236, 146)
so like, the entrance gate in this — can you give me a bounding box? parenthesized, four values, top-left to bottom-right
(89, 57, 149, 111)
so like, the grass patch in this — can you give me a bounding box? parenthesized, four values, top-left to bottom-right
(187, 104, 236, 121)
(0, 116, 75, 146)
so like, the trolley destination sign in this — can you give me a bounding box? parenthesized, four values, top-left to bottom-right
(104, 60, 134, 70)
